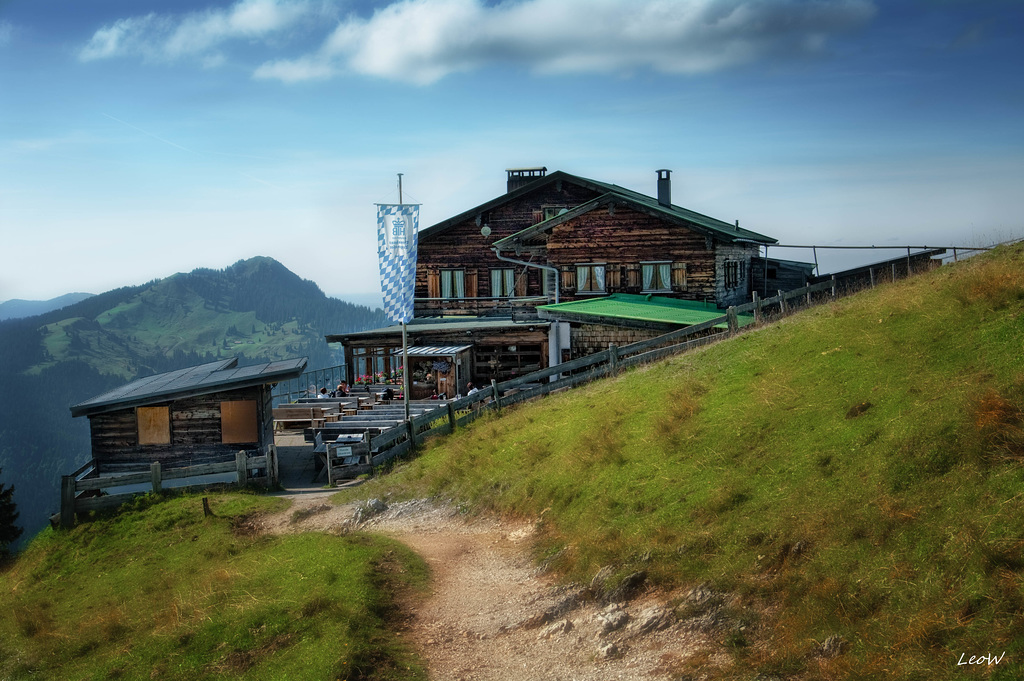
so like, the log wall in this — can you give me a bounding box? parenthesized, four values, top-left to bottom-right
(88, 385, 272, 467)
(416, 183, 603, 314)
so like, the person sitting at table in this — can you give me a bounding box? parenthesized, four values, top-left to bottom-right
(466, 382, 479, 395)
(336, 381, 350, 396)
(317, 387, 328, 398)
(383, 387, 395, 401)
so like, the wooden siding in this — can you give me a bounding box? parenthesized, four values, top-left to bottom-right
(546, 205, 724, 303)
(415, 183, 603, 315)
(750, 259, 813, 296)
(343, 326, 549, 391)
(88, 385, 272, 468)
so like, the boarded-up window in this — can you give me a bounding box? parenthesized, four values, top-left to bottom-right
(221, 400, 259, 444)
(137, 406, 170, 445)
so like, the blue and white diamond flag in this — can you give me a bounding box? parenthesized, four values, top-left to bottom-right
(377, 203, 419, 324)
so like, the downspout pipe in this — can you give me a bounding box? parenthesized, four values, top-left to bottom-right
(491, 246, 559, 304)
(492, 246, 562, 380)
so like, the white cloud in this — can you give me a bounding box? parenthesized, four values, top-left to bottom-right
(256, 0, 877, 84)
(79, 0, 877, 82)
(79, 0, 318, 63)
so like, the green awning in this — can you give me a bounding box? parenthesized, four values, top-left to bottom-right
(537, 293, 753, 329)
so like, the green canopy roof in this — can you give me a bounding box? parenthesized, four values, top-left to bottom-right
(537, 293, 753, 329)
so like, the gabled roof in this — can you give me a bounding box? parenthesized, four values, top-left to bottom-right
(420, 169, 776, 245)
(494, 187, 776, 250)
(70, 357, 308, 418)
(537, 293, 754, 330)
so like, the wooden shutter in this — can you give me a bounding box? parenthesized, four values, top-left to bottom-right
(606, 265, 621, 291)
(561, 268, 576, 291)
(427, 269, 441, 298)
(532, 210, 544, 224)
(626, 264, 640, 289)
(465, 269, 478, 297)
(671, 262, 687, 291)
(515, 270, 527, 297)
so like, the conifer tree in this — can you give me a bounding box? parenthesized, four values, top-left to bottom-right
(0, 468, 23, 557)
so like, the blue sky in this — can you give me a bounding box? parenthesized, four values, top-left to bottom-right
(1, 0, 1022, 305)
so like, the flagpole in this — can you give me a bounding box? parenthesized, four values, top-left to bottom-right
(398, 173, 411, 424)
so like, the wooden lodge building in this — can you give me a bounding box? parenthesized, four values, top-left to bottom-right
(70, 357, 307, 470)
(328, 167, 785, 394)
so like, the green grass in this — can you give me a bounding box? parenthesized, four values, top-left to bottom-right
(335, 243, 1024, 680)
(0, 493, 428, 681)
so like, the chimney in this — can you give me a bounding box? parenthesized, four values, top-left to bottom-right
(506, 166, 547, 193)
(656, 169, 672, 207)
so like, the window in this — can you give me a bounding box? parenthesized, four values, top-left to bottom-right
(543, 205, 568, 220)
(137, 406, 170, 445)
(490, 268, 515, 297)
(641, 262, 671, 292)
(221, 400, 258, 444)
(440, 269, 465, 299)
(724, 260, 744, 289)
(576, 264, 606, 293)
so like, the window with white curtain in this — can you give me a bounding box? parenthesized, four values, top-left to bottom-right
(641, 262, 671, 292)
(576, 264, 606, 293)
(440, 269, 465, 299)
(490, 268, 515, 297)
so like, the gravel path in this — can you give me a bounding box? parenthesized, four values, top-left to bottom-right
(253, 489, 729, 681)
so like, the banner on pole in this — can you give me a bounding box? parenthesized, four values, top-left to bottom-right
(376, 203, 419, 324)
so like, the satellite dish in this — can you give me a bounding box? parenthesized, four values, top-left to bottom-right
(480, 224, 491, 237)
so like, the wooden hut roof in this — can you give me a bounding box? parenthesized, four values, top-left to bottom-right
(70, 357, 308, 418)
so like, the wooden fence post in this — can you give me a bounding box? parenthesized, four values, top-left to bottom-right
(752, 291, 761, 323)
(726, 307, 738, 335)
(268, 444, 279, 487)
(490, 379, 502, 411)
(150, 461, 162, 494)
(779, 290, 788, 315)
(406, 419, 417, 450)
(60, 475, 76, 529)
(831, 275, 837, 301)
(447, 401, 457, 433)
(236, 450, 247, 486)
(609, 344, 619, 373)
(869, 268, 875, 288)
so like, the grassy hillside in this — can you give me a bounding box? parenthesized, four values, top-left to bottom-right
(338, 243, 1024, 680)
(0, 493, 427, 681)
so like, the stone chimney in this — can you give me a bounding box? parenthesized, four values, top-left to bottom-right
(506, 167, 547, 193)
(656, 169, 672, 207)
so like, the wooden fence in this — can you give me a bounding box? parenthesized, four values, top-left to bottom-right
(364, 277, 843, 468)
(59, 446, 278, 528)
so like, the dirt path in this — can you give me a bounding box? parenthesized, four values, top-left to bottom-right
(254, 492, 728, 680)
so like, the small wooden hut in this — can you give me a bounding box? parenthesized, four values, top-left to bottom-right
(70, 357, 307, 471)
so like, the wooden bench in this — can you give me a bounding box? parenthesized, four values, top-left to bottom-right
(273, 405, 336, 430)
